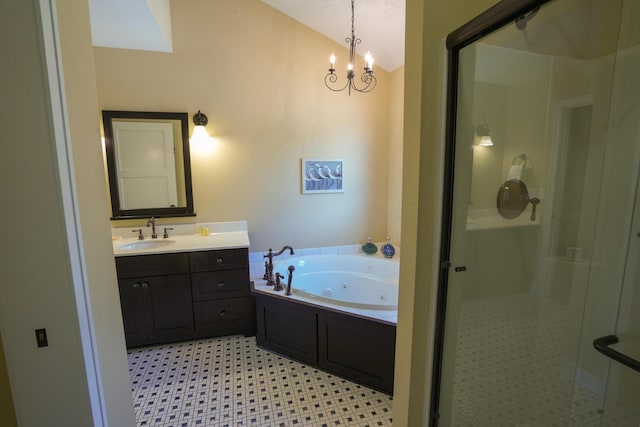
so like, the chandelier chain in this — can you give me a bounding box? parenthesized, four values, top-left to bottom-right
(351, 0, 355, 40)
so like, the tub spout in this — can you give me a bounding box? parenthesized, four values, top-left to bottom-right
(273, 245, 295, 257)
(285, 265, 295, 296)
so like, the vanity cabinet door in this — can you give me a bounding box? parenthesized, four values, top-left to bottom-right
(118, 279, 147, 347)
(117, 274, 194, 347)
(144, 274, 194, 344)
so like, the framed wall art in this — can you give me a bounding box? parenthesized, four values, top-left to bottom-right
(301, 159, 343, 194)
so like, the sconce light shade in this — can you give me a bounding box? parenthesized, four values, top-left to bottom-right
(192, 110, 209, 140)
(479, 135, 494, 146)
(191, 125, 210, 141)
(476, 124, 494, 147)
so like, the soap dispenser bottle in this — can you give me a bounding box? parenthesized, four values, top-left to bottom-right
(362, 236, 378, 255)
(381, 236, 396, 258)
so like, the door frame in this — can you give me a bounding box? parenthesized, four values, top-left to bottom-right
(430, 0, 553, 424)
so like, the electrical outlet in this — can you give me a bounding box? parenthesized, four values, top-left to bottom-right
(35, 329, 48, 347)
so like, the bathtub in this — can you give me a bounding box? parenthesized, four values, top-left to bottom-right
(252, 253, 398, 393)
(272, 254, 399, 310)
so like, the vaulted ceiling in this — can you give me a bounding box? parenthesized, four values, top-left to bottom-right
(88, 0, 405, 72)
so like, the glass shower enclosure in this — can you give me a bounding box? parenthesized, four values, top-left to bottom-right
(432, 0, 640, 425)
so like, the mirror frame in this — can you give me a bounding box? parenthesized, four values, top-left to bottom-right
(102, 110, 196, 220)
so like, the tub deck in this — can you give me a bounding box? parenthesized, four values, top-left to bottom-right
(252, 280, 398, 325)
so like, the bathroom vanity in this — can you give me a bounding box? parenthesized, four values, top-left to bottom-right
(112, 222, 253, 348)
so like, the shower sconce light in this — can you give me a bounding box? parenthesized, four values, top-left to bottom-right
(191, 110, 209, 141)
(476, 124, 494, 147)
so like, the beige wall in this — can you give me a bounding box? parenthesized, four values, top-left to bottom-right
(0, 0, 137, 425)
(388, 66, 405, 244)
(57, 1, 138, 425)
(0, 332, 16, 427)
(0, 1, 95, 425)
(95, 0, 395, 252)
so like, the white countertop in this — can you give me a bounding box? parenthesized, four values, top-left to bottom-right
(466, 209, 540, 231)
(112, 221, 250, 257)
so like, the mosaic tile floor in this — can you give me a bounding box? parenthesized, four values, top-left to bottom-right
(449, 294, 640, 427)
(127, 335, 393, 427)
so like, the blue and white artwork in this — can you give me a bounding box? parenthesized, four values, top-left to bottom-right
(302, 159, 343, 194)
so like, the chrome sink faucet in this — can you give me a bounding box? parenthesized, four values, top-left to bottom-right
(263, 246, 294, 287)
(146, 217, 157, 239)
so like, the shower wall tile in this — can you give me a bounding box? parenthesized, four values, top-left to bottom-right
(299, 247, 320, 256)
(319, 246, 338, 255)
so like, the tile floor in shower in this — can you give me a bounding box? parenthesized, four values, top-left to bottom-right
(128, 335, 393, 427)
(450, 293, 640, 427)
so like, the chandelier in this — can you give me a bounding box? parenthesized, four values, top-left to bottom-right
(325, 0, 376, 95)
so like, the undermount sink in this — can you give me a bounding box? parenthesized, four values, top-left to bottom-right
(118, 239, 176, 251)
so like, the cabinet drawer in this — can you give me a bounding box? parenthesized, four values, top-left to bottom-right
(195, 298, 251, 324)
(189, 248, 248, 272)
(192, 270, 249, 301)
(116, 253, 189, 278)
(194, 297, 254, 336)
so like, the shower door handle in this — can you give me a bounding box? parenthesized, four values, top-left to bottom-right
(593, 334, 640, 373)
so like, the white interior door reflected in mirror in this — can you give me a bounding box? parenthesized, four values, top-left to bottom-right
(113, 121, 178, 209)
(103, 110, 194, 219)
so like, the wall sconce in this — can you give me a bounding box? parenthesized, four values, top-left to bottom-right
(191, 110, 209, 141)
(475, 124, 494, 147)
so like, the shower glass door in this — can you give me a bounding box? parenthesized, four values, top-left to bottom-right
(433, 0, 640, 425)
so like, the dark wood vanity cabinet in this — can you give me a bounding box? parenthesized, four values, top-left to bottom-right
(115, 248, 253, 348)
(116, 253, 194, 348)
(190, 249, 255, 338)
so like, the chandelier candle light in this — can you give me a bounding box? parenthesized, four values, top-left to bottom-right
(325, 0, 376, 95)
